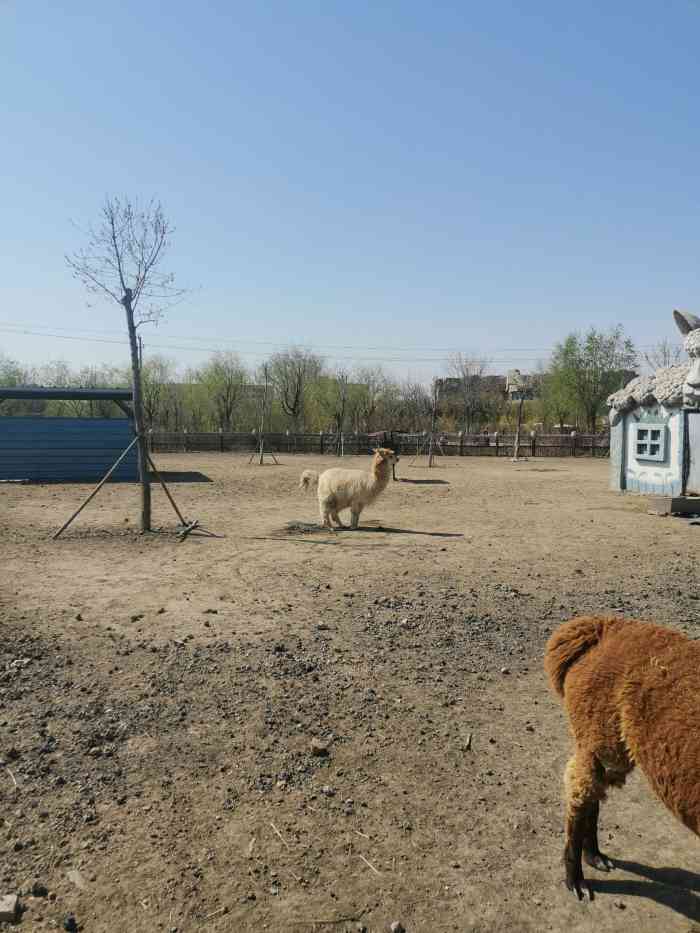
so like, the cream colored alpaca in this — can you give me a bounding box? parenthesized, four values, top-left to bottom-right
(299, 448, 398, 530)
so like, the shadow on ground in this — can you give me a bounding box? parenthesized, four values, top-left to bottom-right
(282, 521, 463, 538)
(591, 860, 700, 922)
(151, 471, 212, 483)
(396, 478, 450, 485)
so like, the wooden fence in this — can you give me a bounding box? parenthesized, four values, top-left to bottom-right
(148, 430, 610, 458)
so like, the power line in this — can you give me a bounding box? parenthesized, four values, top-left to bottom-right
(0, 322, 681, 365)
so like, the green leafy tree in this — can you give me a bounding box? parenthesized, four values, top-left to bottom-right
(549, 327, 636, 432)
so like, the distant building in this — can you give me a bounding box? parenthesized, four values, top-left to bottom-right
(437, 372, 539, 402)
(505, 369, 539, 401)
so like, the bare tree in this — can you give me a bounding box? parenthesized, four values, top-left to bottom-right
(446, 352, 490, 433)
(643, 338, 683, 373)
(350, 366, 387, 432)
(141, 356, 178, 428)
(268, 348, 324, 431)
(329, 368, 349, 454)
(66, 197, 185, 530)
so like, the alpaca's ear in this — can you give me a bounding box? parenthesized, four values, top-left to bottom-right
(674, 309, 700, 335)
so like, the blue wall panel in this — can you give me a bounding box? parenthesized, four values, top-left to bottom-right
(0, 417, 138, 482)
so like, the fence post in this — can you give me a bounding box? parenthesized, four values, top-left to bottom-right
(320, 432, 324, 455)
(219, 427, 224, 453)
(571, 431, 576, 456)
(459, 431, 464, 456)
(531, 430, 536, 458)
(494, 431, 499, 456)
(183, 428, 188, 452)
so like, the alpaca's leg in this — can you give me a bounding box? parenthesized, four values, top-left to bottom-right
(319, 498, 335, 531)
(563, 753, 607, 900)
(350, 508, 361, 529)
(331, 510, 345, 528)
(582, 799, 614, 872)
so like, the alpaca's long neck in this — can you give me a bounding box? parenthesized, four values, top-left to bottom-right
(369, 462, 391, 493)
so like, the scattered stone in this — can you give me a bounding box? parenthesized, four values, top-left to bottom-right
(75, 613, 83, 621)
(0, 895, 19, 923)
(88, 746, 102, 758)
(321, 785, 335, 797)
(311, 738, 330, 757)
(64, 915, 79, 932)
(31, 881, 48, 897)
(390, 923, 405, 933)
(67, 869, 87, 891)
(614, 900, 626, 910)
(500, 667, 510, 675)
(130, 613, 144, 623)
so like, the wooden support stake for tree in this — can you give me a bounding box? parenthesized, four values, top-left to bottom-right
(52, 435, 140, 540)
(146, 453, 187, 525)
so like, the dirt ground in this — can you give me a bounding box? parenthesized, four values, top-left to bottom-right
(2, 452, 700, 933)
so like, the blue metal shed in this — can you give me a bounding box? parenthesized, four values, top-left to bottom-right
(0, 388, 137, 483)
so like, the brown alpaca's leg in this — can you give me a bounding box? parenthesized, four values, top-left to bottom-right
(582, 799, 614, 872)
(331, 511, 345, 528)
(563, 753, 606, 900)
(350, 509, 360, 529)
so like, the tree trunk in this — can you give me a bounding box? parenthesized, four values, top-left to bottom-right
(122, 290, 151, 531)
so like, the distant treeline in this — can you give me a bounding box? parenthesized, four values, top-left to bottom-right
(0, 326, 639, 433)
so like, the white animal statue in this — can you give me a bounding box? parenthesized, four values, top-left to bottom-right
(608, 310, 700, 421)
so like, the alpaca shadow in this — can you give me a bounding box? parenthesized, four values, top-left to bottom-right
(360, 525, 463, 538)
(283, 521, 463, 539)
(592, 859, 700, 921)
(397, 478, 450, 485)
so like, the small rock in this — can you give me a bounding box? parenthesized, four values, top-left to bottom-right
(64, 915, 79, 932)
(130, 613, 144, 623)
(321, 785, 335, 797)
(75, 613, 83, 621)
(0, 895, 19, 923)
(311, 738, 330, 757)
(390, 923, 405, 933)
(31, 881, 49, 897)
(88, 746, 102, 758)
(500, 667, 510, 675)
(67, 869, 87, 891)
(157, 607, 166, 614)
(614, 900, 626, 910)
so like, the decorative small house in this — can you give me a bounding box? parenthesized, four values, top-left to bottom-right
(607, 310, 700, 497)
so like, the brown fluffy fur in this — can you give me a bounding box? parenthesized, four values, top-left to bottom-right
(299, 448, 398, 530)
(545, 615, 700, 899)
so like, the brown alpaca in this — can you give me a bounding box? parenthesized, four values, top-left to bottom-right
(544, 615, 700, 900)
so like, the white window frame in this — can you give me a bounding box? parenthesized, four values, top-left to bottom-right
(634, 423, 666, 462)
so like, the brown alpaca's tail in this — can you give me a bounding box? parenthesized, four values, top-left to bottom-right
(544, 616, 609, 697)
(299, 469, 319, 492)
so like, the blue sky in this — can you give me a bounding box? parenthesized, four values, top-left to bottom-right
(2, 0, 699, 382)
